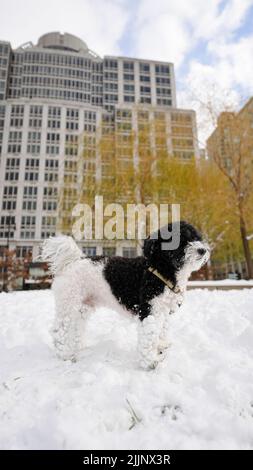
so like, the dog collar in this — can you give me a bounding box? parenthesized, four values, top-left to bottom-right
(148, 267, 181, 294)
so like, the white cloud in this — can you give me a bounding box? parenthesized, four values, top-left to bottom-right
(1, 0, 253, 145)
(177, 29, 253, 144)
(178, 62, 242, 145)
(133, 13, 192, 65)
(131, 0, 253, 146)
(194, 0, 253, 40)
(208, 35, 253, 92)
(0, 0, 129, 56)
(133, 0, 253, 65)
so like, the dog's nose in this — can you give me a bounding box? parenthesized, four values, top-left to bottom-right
(197, 248, 206, 256)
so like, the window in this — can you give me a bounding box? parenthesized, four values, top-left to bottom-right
(103, 247, 116, 257)
(104, 82, 118, 92)
(29, 118, 42, 128)
(139, 63, 150, 73)
(8, 131, 22, 154)
(65, 134, 78, 156)
(22, 186, 37, 210)
(66, 108, 79, 131)
(48, 119, 60, 129)
(104, 94, 118, 103)
(27, 131, 41, 154)
(122, 247, 137, 258)
(5, 171, 19, 181)
(22, 200, 37, 211)
(43, 201, 57, 211)
(47, 133, 60, 143)
(5, 159, 20, 182)
(2, 200, 16, 210)
(155, 64, 170, 75)
(7, 144, 21, 154)
(48, 106, 61, 129)
(45, 159, 59, 182)
(104, 59, 118, 69)
(29, 105, 43, 127)
(124, 84, 135, 93)
(3, 186, 18, 198)
(16, 246, 33, 259)
(123, 62, 134, 71)
(30, 105, 43, 116)
(156, 77, 170, 85)
(41, 216, 56, 239)
(157, 98, 172, 106)
(82, 247, 97, 257)
(46, 132, 60, 155)
(25, 158, 39, 181)
(0, 216, 16, 239)
(140, 75, 150, 82)
(0, 104, 5, 121)
(11, 105, 24, 117)
(104, 71, 118, 81)
(140, 97, 151, 104)
(140, 86, 151, 94)
(156, 87, 171, 96)
(20, 216, 36, 239)
(0, 44, 10, 55)
(43, 188, 58, 211)
(116, 110, 132, 120)
(6, 157, 20, 169)
(25, 158, 39, 169)
(10, 117, 23, 128)
(43, 187, 58, 197)
(84, 111, 96, 122)
(123, 73, 134, 81)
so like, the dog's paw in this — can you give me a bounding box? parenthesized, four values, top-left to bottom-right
(138, 349, 164, 370)
(158, 340, 171, 354)
(55, 349, 78, 362)
(139, 357, 159, 370)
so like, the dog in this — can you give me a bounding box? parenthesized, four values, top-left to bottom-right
(41, 221, 210, 369)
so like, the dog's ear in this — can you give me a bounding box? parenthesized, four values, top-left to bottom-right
(143, 237, 160, 260)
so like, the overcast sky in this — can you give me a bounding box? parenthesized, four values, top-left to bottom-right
(1, 0, 253, 142)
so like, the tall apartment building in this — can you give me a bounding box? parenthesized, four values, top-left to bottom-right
(207, 98, 253, 168)
(0, 32, 200, 259)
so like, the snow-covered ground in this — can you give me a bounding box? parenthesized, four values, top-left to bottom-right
(0, 288, 253, 450)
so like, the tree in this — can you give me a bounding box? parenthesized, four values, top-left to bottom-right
(207, 103, 253, 278)
(56, 106, 249, 279)
(0, 248, 32, 292)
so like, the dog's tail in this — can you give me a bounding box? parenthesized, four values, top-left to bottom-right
(41, 235, 83, 276)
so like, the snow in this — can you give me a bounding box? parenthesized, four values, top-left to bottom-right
(0, 288, 253, 450)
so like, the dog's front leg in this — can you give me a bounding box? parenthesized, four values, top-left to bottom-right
(138, 302, 164, 369)
(158, 313, 171, 354)
(158, 291, 184, 355)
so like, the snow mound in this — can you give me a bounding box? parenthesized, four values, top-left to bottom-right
(0, 289, 253, 450)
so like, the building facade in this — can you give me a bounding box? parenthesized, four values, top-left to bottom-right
(0, 32, 199, 259)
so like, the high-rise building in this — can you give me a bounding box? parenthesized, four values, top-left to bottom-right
(207, 98, 253, 169)
(0, 32, 200, 259)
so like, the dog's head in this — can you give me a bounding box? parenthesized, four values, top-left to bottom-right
(143, 221, 210, 276)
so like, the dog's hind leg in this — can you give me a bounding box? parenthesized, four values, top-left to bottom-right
(52, 281, 88, 362)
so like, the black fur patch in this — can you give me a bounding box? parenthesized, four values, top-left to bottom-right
(92, 222, 202, 320)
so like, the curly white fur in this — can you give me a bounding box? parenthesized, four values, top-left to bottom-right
(42, 236, 210, 369)
(41, 235, 83, 276)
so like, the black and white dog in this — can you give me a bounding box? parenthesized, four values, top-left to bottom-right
(42, 221, 210, 369)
